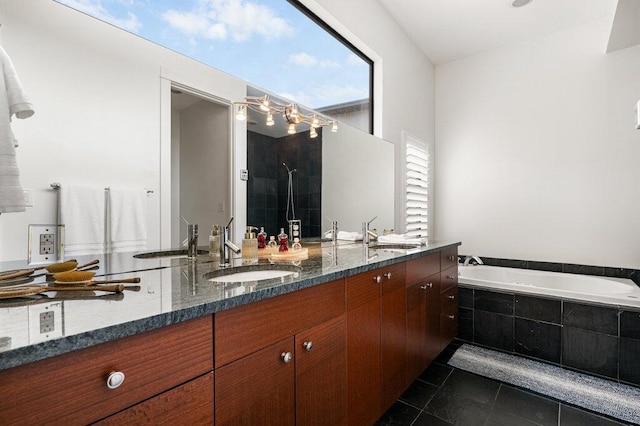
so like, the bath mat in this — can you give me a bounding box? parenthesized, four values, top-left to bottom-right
(448, 344, 640, 424)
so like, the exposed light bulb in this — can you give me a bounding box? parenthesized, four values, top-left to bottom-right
(266, 112, 274, 126)
(236, 105, 246, 121)
(260, 97, 270, 112)
(290, 104, 298, 119)
(287, 122, 296, 134)
(311, 116, 319, 128)
(331, 121, 338, 132)
(310, 127, 318, 138)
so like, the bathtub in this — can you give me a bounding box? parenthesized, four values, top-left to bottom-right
(458, 265, 640, 308)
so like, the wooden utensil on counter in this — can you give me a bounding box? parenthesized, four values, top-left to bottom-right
(0, 259, 91, 281)
(0, 284, 125, 299)
(52, 270, 141, 287)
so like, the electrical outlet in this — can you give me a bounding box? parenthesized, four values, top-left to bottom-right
(28, 224, 64, 265)
(240, 169, 249, 181)
(40, 311, 55, 333)
(218, 201, 225, 212)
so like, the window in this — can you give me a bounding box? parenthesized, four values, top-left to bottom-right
(54, 0, 373, 133)
(404, 138, 430, 238)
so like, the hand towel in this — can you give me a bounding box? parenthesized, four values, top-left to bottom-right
(108, 187, 147, 253)
(0, 46, 34, 213)
(323, 230, 363, 241)
(60, 184, 106, 255)
(376, 233, 426, 246)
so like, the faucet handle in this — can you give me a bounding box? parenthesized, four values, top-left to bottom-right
(367, 215, 377, 225)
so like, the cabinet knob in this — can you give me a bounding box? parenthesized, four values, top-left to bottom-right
(383, 272, 392, 279)
(303, 341, 313, 352)
(373, 275, 382, 284)
(448, 255, 456, 261)
(420, 282, 433, 290)
(446, 275, 455, 281)
(106, 371, 125, 389)
(281, 352, 293, 363)
(448, 295, 455, 300)
(447, 315, 455, 320)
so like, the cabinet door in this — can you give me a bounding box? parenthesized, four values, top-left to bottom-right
(426, 272, 442, 365)
(215, 337, 295, 426)
(295, 315, 347, 426)
(406, 280, 427, 385)
(346, 270, 381, 425)
(440, 285, 459, 351)
(95, 373, 213, 425)
(381, 284, 407, 412)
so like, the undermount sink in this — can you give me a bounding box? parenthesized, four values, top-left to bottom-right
(133, 249, 209, 259)
(204, 265, 301, 285)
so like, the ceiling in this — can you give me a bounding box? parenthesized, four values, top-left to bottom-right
(376, 0, 626, 65)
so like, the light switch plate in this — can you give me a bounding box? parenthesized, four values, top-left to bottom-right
(28, 224, 65, 265)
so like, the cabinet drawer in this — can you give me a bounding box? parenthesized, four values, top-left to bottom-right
(381, 262, 406, 296)
(406, 253, 440, 285)
(440, 247, 459, 270)
(441, 265, 458, 292)
(95, 373, 214, 425)
(440, 286, 458, 317)
(215, 279, 345, 367)
(0, 316, 213, 425)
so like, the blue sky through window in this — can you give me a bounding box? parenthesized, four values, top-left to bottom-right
(55, 0, 370, 110)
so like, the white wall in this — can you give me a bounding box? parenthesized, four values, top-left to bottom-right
(435, 16, 640, 269)
(0, 0, 246, 261)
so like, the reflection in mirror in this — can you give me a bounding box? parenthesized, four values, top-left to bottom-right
(245, 87, 395, 240)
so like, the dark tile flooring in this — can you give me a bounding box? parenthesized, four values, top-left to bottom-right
(376, 341, 633, 426)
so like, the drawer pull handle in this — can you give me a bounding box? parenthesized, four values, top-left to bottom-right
(373, 275, 382, 284)
(303, 341, 313, 351)
(106, 371, 125, 389)
(383, 272, 392, 279)
(448, 255, 456, 261)
(447, 315, 455, 320)
(448, 295, 455, 300)
(447, 275, 455, 281)
(281, 352, 293, 363)
(420, 283, 433, 290)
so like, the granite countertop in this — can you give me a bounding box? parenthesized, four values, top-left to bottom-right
(0, 240, 460, 371)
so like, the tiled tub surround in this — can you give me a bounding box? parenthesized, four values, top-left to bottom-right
(458, 285, 640, 387)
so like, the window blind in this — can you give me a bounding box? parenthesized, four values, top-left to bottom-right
(405, 143, 429, 238)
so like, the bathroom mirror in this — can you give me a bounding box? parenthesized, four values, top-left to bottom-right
(0, 1, 393, 261)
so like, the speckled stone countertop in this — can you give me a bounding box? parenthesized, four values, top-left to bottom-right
(0, 240, 460, 371)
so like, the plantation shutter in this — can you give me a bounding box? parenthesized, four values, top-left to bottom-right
(405, 143, 429, 238)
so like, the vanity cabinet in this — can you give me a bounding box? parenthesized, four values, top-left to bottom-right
(440, 247, 459, 352)
(0, 316, 214, 425)
(346, 262, 406, 425)
(405, 254, 441, 385)
(214, 279, 346, 425)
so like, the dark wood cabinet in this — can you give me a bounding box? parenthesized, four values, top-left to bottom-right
(346, 262, 406, 424)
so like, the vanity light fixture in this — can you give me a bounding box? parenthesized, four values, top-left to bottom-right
(234, 95, 338, 134)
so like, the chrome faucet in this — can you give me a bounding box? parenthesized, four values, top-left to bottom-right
(186, 224, 199, 260)
(362, 216, 378, 246)
(220, 217, 241, 266)
(463, 255, 483, 266)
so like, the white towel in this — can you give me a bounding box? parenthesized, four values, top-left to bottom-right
(108, 187, 147, 253)
(60, 184, 105, 256)
(324, 230, 363, 241)
(0, 46, 34, 213)
(376, 233, 426, 246)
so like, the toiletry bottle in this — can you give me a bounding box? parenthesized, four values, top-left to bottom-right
(257, 227, 267, 249)
(278, 228, 288, 252)
(209, 225, 220, 257)
(267, 235, 277, 248)
(242, 226, 259, 264)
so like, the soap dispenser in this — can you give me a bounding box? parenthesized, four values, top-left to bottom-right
(242, 226, 259, 264)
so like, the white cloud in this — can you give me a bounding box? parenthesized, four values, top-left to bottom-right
(289, 52, 341, 69)
(347, 53, 367, 66)
(57, 0, 142, 32)
(163, 0, 293, 42)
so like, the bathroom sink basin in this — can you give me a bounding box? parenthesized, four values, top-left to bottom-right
(204, 264, 300, 284)
(133, 249, 209, 259)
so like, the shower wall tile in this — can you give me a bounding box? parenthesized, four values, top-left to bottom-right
(619, 337, 640, 386)
(562, 327, 618, 379)
(473, 310, 513, 352)
(514, 318, 561, 364)
(562, 302, 618, 336)
(514, 295, 561, 324)
(474, 290, 514, 315)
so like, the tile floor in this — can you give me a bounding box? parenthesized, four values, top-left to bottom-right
(376, 341, 634, 426)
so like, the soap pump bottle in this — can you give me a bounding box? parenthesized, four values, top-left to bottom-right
(242, 226, 259, 264)
(257, 227, 267, 249)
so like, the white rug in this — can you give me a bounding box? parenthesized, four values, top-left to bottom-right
(448, 344, 640, 424)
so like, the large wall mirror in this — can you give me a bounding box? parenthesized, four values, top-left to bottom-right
(0, 1, 393, 262)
